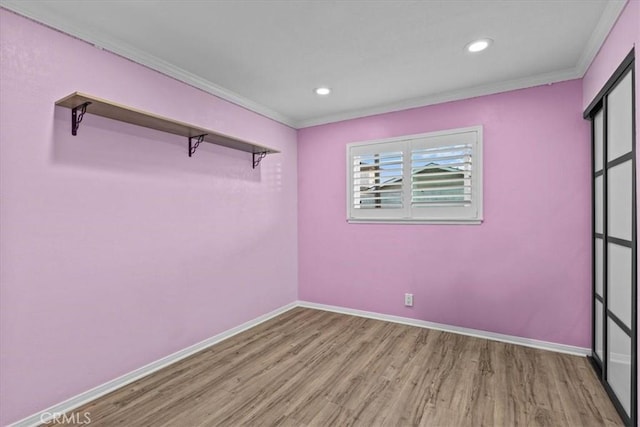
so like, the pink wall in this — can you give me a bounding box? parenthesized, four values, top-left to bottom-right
(582, 0, 639, 416)
(0, 10, 298, 425)
(298, 79, 591, 347)
(582, 0, 638, 110)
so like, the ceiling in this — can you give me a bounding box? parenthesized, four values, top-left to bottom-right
(0, 0, 627, 128)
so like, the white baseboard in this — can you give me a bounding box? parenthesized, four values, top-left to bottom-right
(297, 301, 591, 357)
(10, 299, 592, 426)
(9, 302, 298, 427)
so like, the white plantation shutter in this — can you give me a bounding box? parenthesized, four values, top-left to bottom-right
(347, 127, 482, 223)
(410, 130, 479, 220)
(349, 141, 408, 219)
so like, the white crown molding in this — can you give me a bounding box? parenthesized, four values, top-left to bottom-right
(0, 0, 628, 130)
(0, 1, 297, 129)
(8, 302, 299, 427)
(575, 0, 628, 77)
(297, 67, 581, 128)
(297, 301, 591, 357)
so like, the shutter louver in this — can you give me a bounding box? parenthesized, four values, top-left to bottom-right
(411, 144, 472, 207)
(353, 151, 403, 209)
(348, 126, 481, 223)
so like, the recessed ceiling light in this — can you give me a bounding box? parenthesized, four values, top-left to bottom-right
(314, 87, 331, 96)
(466, 38, 493, 53)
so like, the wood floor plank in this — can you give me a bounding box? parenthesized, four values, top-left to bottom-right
(49, 308, 624, 427)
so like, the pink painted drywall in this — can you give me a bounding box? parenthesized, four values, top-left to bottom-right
(582, 0, 639, 415)
(0, 10, 297, 425)
(298, 79, 590, 347)
(582, 0, 638, 110)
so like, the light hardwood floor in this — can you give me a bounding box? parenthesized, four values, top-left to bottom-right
(53, 307, 623, 426)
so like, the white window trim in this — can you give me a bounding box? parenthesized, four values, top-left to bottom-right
(346, 126, 483, 225)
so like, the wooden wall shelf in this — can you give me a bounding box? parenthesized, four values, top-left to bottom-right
(55, 92, 279, 168)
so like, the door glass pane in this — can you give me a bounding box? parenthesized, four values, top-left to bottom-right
(607, 71, 633, 162)
(607, 319, 631, 415)
(608, 160, 632, 240)
(595, 175, 603, 234)
(608, 243, 632, 327)
(594, 109, 603, 171)
(595, 238, 603, 296)
(595, 300, 603, 360)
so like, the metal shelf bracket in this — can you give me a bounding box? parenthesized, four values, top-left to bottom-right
(71, 102, 91, 135)
(253, 151, 267, 169)
(188, 134, 207, 157)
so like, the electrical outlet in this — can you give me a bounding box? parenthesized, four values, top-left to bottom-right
(404, 293, 413, 307)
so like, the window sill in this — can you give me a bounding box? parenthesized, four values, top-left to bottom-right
(347, 218, 483, 225)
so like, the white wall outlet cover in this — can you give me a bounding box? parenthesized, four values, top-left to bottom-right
(404, 293, 413, 307)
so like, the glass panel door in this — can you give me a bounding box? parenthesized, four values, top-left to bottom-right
(589, 55, 636, 427)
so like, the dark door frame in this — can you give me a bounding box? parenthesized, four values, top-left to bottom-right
(584, 48, 637, 427)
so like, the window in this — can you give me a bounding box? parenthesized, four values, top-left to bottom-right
(347, 126, 483, 224)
